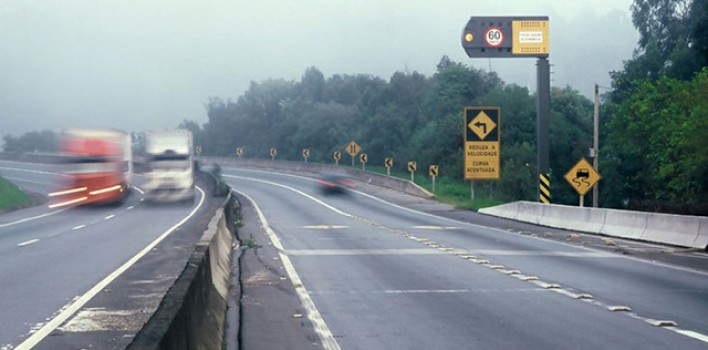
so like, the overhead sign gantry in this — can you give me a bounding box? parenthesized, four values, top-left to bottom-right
(461, 16, 551, 203)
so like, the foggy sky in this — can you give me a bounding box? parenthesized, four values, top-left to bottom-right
(0, 0, 637, 139)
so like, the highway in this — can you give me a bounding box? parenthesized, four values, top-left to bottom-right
(0, 160, 206, 349)
(223, 167, 708, 350)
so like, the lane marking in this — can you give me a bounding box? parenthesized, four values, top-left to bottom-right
(666, 328, 708, 343)
(301, 225, 349, 229)
(413, 226, 460, 230)
(0, 166, 61, 176)
(72, 225, 86, 230)
(132, 186, 145, 195)
(127, 206, 134, 210)
(233, 189, 340, 350)
(469, 249, 617, 258)
(2, 176, 54, 187)
(224, 175, 352, 218)
(226, 170, 708, 343)
(288, 248, 446, 256)
(104, 215, 115, 220)
(17, 239, 40, 247)
(308, 288, 544, 295)
(0, 208, 68, 229)
(14, 186, 206, 350)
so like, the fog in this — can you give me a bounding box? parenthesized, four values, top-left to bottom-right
(0, 0, 637, 138)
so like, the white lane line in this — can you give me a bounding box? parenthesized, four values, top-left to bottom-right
(666, 328, 708, 343)
(14, 186, 206, 350)
(224, 175, 352, 218)
(132, 186, 145, 195)
(233, 189, 340, 350)
(104, 215, 115, 220)
(0, 166, 61, 176)
(127, 206, 134, 210)
(2, 176, 53, 187)
(72, 225, 86, 230)
(413, 226, 460, 230)
(17, 239, 40, 247)
(288, 248, 446, 256)
(0, 208, 68, 229)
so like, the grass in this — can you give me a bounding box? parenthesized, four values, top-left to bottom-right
(0, 176, 29, 210)
(355, 164, 505, 211)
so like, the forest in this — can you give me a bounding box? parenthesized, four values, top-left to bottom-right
(3, 0, 706, 214)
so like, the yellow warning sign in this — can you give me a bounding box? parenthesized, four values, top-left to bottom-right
(563, 158, 601, 196)
(346, 140, 361, 157)
(464, 107, 500, 180)
(468, 111, 497, 140)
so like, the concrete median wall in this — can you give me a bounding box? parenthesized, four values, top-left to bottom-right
(481, 201, 708, 249)
(128, 193, 236, 350)
(201, 156, 435, 199)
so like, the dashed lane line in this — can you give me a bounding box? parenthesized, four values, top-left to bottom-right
(17, 239, 39, 247)
(232, 189, 341, 350)
(14, 186, 206, 350)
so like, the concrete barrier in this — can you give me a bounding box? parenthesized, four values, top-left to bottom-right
(539, 205, 606, 233)
(128, 193, 236, 350)
(599, 209, 648, 240)
(641, 213, 702, 248)
(695, 220, 708, 250)
(515, 201, 543, 225)
(481, 201, 708, 249)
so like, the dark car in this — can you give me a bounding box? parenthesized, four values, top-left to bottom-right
(317, 173, 355, 194)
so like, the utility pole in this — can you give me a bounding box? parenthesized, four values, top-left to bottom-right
(593, 83, 599, 208)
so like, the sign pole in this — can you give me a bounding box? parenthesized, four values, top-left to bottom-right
(432, 176, 436, 194)
(470, 181, 475, 201)
(537, 57, 551, 203)
(593, 83, 600, 208)
(387, 168, 390, 176)
(580, 195, 584, 207)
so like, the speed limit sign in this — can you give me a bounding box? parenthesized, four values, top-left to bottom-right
(484, 27, 504, 47)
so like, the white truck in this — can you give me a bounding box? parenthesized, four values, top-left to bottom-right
(142, 129, 195, 203)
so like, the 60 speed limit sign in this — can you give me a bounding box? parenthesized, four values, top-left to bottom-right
(484, 27, 504, 47)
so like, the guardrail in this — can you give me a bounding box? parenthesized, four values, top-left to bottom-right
(128, 193, 237, 350)
(480, 201, 708, 250)
(200, 156, 435, 199)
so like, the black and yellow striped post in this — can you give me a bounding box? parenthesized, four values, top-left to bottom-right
(539, 173, 551, 204)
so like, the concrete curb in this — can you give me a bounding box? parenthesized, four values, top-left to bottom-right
(128, 193, 236, 350)
(480, 201, 708, 249)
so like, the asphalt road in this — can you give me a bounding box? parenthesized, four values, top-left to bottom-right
(0, 160, 208, 349)
(224, 167, 708, 350)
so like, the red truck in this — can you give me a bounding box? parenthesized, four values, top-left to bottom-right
(49, 129, 133, 208)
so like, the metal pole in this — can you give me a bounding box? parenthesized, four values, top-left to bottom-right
(387, 168, 390, 176)
(580, 195, 584, 207)
(537, 58, 551, 203)
(432, 176, 436, 194)
(593, 83, 599, 208)
(470, 181, 475, 201)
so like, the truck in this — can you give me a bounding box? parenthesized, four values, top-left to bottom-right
(142, 129, 195, 203)
(49, 128, 132, 208)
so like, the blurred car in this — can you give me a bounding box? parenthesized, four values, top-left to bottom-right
(317, 173, 355, 194)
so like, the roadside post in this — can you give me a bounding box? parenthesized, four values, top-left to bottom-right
(408, 161, 417, 182)
(385, 157, 393, 176)
(429, 165, 439, 194)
